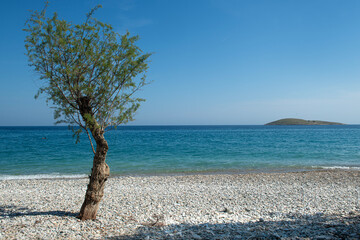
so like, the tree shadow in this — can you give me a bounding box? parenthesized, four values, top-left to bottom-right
(1, 205, 359, 239)
(0, 205, 77, 218)
(106, 212, 360, 240)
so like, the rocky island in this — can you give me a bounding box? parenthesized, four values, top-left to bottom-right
(266, 118, 345, 125)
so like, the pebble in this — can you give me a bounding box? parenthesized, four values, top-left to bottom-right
(0, 170, 360, 239)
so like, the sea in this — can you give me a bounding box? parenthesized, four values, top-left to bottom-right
(1, 125, 360, 180)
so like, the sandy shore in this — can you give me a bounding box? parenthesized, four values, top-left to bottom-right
(1, 170, 359, 239)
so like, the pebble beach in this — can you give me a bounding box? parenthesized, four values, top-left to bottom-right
(1, 170, 360, 239)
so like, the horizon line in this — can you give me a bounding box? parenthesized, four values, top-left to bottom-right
(1, 124, 359, 127)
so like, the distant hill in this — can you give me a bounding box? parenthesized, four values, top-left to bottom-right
(265, 118, 345, 125)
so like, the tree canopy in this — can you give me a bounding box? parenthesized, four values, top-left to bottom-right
(24, 4, 151, 151)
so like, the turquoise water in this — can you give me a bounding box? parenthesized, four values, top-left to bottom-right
(1, 125, 360, 179)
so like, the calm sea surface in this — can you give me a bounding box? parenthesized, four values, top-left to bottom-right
(1, 125, 360, 179)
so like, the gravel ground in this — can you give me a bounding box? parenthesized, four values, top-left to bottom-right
(0, 170, 359, 239)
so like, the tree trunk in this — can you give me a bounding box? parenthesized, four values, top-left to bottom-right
(77, 129, 110, 220)
(77, 96, 110, 221)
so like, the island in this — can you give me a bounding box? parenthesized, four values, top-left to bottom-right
(265, 118, 345, 125)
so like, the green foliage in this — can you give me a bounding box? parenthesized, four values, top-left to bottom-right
(24, 4, 151, 142)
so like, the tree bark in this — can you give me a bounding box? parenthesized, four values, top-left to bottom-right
(77, 96, 110, 221)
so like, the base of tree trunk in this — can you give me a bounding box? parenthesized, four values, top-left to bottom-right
(77, 162, 109, 221)
(77, 201, 100, 220)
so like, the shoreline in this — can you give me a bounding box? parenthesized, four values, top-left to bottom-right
(1, 166, 360, 181)
(1, 170, 360, 239)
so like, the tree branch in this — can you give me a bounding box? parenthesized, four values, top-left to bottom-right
(85, 127, 96, 155)
(92, 63, 139, 114)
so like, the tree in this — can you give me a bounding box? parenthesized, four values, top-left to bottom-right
(24, 4, 151, 220)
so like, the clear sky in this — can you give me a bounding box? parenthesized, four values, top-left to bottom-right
(1, 0, 360, 125)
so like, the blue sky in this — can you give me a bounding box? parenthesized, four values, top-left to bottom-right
(1, 0, 360, 125)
